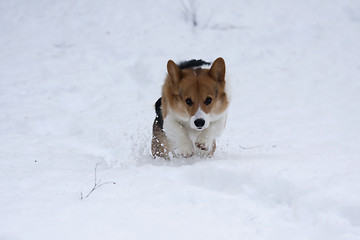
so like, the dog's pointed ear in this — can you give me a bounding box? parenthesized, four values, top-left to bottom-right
(167, 60, 181, 84)
(210, 57, 226, 83)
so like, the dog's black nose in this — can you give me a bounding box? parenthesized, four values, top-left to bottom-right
(194, 118, 205, 128)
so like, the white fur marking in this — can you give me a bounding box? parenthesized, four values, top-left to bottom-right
(190, 107, 210, 130)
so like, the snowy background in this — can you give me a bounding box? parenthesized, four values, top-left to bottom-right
(1, 0, 360, 239)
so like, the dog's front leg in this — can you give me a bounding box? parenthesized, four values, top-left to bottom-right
(163, 117, 194, 157)
(195, 116, 226, 152)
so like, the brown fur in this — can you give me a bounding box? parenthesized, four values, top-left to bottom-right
(151, 116, 171, 160)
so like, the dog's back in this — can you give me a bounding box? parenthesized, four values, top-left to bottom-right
(151, 97, 171, 159)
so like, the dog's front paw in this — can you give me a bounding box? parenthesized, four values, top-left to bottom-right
(175, 141, 194, 158)
(195, 142, 209, 151)
(195, 138, 213, 152)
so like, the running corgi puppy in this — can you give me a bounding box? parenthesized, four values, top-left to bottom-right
(152, 58, 229, 159)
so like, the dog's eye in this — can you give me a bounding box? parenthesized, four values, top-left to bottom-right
(204, 97, 212, 105)
(185, 98, 193, 106)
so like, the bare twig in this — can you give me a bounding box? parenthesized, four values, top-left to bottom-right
(181, 0, 198, 27)
(181, 0, 245, 31)
(81, 163, 115, 200)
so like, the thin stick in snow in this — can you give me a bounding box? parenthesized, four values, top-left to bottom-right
(81, 163, 115, 200)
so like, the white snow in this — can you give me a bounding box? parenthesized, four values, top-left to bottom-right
(1, 0, 360, 239)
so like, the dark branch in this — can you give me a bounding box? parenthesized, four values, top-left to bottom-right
(81, 163, 116, 200)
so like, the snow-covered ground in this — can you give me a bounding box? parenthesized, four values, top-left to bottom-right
(1, 0, 360, 239)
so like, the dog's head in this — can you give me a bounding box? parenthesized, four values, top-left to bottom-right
(165, 57, 229, 130)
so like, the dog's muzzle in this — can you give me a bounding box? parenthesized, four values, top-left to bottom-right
(190, 108, 210, 130)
